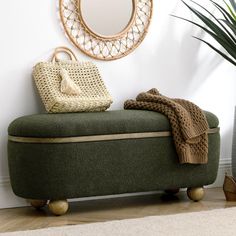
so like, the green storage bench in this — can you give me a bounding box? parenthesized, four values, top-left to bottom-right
(8, 110, 220, 215)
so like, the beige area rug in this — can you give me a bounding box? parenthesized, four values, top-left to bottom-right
(1, 207, 236, 236)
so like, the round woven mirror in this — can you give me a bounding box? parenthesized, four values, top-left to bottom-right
(59, 0, 153, 61)
(80, 0, 135, 38)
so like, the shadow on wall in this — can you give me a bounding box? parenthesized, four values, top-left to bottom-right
(31, 76, 45, 113)
(133, 3, 223, 98)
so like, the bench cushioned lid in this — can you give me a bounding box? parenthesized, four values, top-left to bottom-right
(8, 110, 219, 138)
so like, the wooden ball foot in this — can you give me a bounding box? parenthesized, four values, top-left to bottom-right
(187, 187, 204, 201)
(29, 199, 47, 209)
(48, 200, 69, 216)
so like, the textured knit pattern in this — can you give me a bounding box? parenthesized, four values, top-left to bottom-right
(124, 88, 209, 164)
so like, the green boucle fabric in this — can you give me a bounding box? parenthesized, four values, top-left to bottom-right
(8, 110, 219, 138)
(8, 133, 220, 199)
(7, 110, 220, 200)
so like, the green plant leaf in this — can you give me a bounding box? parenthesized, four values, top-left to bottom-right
(229, 0, 236, 12)
(224, 0, 236, 20)
(183, 0, 236, 44)
(172, 15, 236, 59)
(221, 19, 236, 36)
(173, 0, 236, 66)
(193, 36, 236, 66)
(210, 0, 236, 26)
(211, 1, 234, 24)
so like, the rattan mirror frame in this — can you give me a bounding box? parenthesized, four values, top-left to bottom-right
(59, 0, 153, 61)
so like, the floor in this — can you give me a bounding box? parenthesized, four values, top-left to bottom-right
(0, 188, 235, 233)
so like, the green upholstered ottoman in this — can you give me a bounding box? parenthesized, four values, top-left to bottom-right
(8, 110, 220, 215)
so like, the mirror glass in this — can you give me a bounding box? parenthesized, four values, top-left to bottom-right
(80, 0, 134, 36)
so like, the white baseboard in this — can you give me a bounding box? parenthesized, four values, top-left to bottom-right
(0, 176, 28, 209)
(208, 158, 232, 188)
(0, 159, 232, 209)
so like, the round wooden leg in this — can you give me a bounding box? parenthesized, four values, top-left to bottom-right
(187, 187, 204, 201)
(48, 200, 69, 216)
(29, 199, 48, 209)
(165, 189, 180, 195)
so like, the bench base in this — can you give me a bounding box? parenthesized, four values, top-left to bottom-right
(29, 187, 204, 216)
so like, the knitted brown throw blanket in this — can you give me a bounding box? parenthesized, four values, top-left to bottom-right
(124, 88, 209, 164)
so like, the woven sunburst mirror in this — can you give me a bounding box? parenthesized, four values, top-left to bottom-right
(59, 0, 153, 61)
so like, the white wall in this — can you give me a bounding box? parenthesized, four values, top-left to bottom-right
(0, 0, 235, 208)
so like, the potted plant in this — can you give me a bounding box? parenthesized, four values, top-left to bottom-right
(174, 0, 236, 200)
